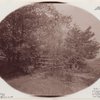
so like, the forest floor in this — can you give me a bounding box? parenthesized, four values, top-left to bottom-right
(6, 59, 100, 97)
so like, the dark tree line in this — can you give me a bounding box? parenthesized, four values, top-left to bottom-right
(0, 3, 99, 74)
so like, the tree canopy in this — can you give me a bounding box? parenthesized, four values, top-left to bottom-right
(0, 3, 99, 73)
(63, 25, 100, 69)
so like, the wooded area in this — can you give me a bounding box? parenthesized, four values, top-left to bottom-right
(0, 3, 99, 79)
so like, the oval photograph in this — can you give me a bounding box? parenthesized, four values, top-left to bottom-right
(0, 2, 100, 97)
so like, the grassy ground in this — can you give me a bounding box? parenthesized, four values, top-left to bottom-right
(6, 60, 99, 97)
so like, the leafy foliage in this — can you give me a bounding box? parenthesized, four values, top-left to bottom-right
(0, 3, 99, 75)
(63, 25, 100, 69)
(0, 3, 72, 73)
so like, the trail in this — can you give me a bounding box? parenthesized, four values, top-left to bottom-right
(7, 71, 96, 96)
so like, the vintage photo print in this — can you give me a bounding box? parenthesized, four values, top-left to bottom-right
(0, 0, 100, 99)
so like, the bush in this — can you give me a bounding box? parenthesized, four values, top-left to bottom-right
(63, 25, 100, 70)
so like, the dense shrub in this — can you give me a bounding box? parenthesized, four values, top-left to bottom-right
(63, 25, 100, 70)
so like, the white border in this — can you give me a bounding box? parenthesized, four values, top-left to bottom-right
(0, 0, 100, 100)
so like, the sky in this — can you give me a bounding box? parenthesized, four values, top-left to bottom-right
(55, 4, 100, 43)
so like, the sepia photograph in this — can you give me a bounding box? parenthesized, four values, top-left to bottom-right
(0, 2, 100, 97)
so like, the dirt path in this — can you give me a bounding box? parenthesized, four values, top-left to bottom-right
(7, 71, 96, 97)
(8, 74, 72, 96)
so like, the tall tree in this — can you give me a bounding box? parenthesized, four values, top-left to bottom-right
(0, 3, 72, 73)
(64, 25, 100, 69)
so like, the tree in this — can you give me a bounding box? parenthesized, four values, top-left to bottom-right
(0, 4, 41, 73)
(64, 25, 100, 70)
(0, 3, 72, 73)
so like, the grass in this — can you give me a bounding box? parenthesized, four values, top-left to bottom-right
(1, 58, 100, 97)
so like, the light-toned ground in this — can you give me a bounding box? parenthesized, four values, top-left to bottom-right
(7, 66, 98, 97)
(6, 58, 100, 97)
